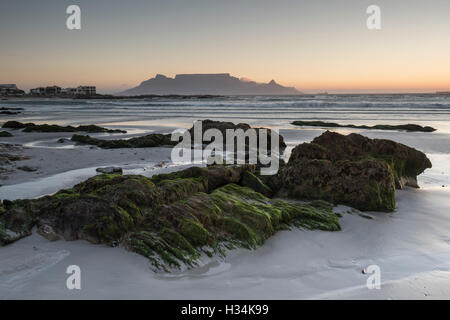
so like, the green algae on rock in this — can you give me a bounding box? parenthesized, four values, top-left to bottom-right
(311, 131, 432, 189)
(240, 171, 273, 197)
(0, 166, 340, 271)
(269, 131, 431, 212)
(125, 183, 339, 270)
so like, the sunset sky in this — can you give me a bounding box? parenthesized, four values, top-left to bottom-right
(1, 0, 449, 93)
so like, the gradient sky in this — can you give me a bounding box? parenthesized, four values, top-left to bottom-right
(1, 0, 449, 93)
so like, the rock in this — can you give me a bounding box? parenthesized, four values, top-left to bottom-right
(96, 167, 123, 174)
(311, 131, 432, 189)
(0, 144, 28, 166)
(0, 131, 12, 137)
(57, 138, 67, 143)
(2, 121, 35, 129)
(72, 133, 175, 148)
(0, 166, 340, 271)
(37, 224, 60, 241)
(2, 121, 126, 133)
(126, 184, 339, 270)
(270, 131, 431, 212)
(278, 156, 396, 212)
(291, 120, 436, 132)
(151, 165, 254, 192)
(188, 119, 286, 153)
(17, 166, 37, 172)
(240, 171, 273, 197)
(0, 111, 20, 115)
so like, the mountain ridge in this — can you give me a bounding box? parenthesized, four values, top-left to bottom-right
(119, 73, 300, 95)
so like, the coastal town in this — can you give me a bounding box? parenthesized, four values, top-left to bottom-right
(0, 84, 96, 97)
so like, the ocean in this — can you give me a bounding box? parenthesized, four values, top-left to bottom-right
(3, 94, 450, 133)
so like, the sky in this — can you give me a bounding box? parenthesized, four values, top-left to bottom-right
(1, 0, 449, 94)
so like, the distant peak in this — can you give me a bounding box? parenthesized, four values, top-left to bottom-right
(155, 74, 168, 79)
(268, 80, 277, 85)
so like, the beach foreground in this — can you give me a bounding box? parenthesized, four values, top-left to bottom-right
(0, 96, 449, 299)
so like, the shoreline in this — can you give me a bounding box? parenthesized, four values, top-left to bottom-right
(0, 97, 450, 299)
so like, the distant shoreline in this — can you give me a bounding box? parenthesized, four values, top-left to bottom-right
(1, 92, 450, 100)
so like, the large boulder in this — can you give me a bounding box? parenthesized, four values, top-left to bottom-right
(0, 166, 340, 271)
(271, 131, 431, 212)
(188, 119, 286, 155)
(311, 131, 432, 188)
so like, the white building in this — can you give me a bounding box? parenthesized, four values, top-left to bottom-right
(0, 84, 25, 96)
(61, 88, 77, 95)
(76, 86, 96, 96)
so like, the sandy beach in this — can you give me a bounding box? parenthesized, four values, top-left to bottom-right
(0, 96, 450, 300)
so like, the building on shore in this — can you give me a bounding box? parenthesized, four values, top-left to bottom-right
(30, 86, 61, 96)
(45, 86, 62, 95)
(29, 85, 96, 96)
(0, 84, 25, 96)
(30, 87, 46, 95)
(61, 88, 77, 95)
(76, 86, 96, 95)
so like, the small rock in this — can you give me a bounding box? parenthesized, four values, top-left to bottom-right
(17, 165, 37, 172)
(96, 166, 123, 174)
(37, 225, 60, 241)
(57, 138, 67, 143)
(155, 161, 165, 167)
(0, 131, 13, 137)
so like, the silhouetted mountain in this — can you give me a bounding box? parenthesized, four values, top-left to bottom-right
(119, 73, 300, 95)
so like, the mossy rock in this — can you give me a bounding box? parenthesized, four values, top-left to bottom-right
(240, 171, 273, 197)
(0, 167, 340, 271)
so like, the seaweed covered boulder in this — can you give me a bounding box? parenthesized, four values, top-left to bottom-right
(276, 154, 396, 212)
(311, 131, 432, 188)
(127, 183, 339, 270)
(151, 164, 254, 191)
(240, 171, 273, 197)
(0, 165, 340, 271)
(270, 131, 431, 212)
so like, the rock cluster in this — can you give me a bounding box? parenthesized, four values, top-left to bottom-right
(0, 166, 340, 270)
(265, 131, 431, 211)
(2, 121, 126, 133)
